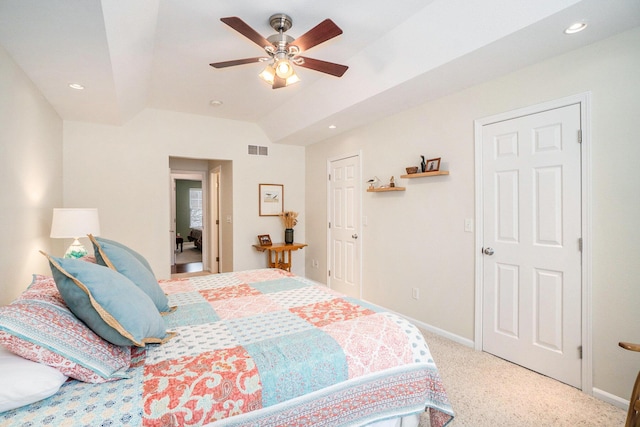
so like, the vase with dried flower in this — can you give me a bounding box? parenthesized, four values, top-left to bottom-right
(279, 211, 298, 244)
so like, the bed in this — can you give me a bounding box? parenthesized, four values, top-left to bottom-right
(0, 243, 453, 427)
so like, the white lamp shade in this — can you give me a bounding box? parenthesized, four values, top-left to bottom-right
(50, 208, 101, 238)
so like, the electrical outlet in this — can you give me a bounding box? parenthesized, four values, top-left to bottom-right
(412, 288, 419, 300)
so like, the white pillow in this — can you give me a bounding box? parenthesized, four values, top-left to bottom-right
(0, 345, 68, 412)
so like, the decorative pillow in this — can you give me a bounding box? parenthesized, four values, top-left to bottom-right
(0, 345, 68, 412)
(0, 275, 131, 383)
(43, 253, 174, 347)
(89, 235, 172, 313)
(90, 235, 153, 273)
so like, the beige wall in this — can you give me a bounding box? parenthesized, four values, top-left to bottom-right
(0, 46, 63, 305)
(305, 28, 640, 401)
(63, 109, 306, 278)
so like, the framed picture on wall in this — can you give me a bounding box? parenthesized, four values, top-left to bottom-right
(426, 157, 441, 172)
(259, 184, 284, 216)
(257, 234, 272, 246)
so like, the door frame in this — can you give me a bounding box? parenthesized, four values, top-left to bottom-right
(473, 92, 592, 393)
(170, 170, 208, 272)
(326, 151, 363, 298)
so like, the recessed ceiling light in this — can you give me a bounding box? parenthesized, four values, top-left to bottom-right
(328, 125, 337, 129)
(209, 100, 223, 106)
(68, 83, 85, 90)
(564, 22, 587, 34)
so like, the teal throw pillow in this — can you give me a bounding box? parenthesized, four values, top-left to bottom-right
(91, 235, 154, 273)
(89, 235, 172, 313)
(43, 253, 174, 347)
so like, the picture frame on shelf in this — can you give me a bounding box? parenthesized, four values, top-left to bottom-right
(259, 184, 284, 216)
(426, 157, 441, 172)
(257, 234, 272, 246)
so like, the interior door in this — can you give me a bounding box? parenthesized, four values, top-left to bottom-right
(328, 155, 361, 298)
(481, 103, 582, 387)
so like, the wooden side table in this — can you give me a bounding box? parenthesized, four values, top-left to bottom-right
(252, 242, 307, 272)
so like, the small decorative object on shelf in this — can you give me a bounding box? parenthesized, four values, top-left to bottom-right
(426, 157, 441, 172)
(420, 155, 427, 173)
(405, 166, 418, 174)
(390, 176, 395, 187)
(257, 234, 272, 246)
(367, 176, 381, 190)
(279, 211, 298, 245)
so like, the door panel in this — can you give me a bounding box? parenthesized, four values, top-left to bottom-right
(482, 103, 582, 388)
(329, 155, 361, 298)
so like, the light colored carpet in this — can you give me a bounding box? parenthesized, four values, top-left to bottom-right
(175, 241, 202, 264)
(417, 329, 626, 426)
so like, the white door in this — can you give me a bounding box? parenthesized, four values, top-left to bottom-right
(481, 103, 582, 387)
(328, 155, 361, 298)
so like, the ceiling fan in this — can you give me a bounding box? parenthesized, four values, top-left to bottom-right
(210, 14, 348, 89)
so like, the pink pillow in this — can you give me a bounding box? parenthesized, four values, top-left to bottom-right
(0, 275, 131, 383)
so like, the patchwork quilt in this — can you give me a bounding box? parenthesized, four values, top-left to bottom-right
(2, 269, 454, 427)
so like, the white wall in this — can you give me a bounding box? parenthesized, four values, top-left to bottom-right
(0, 46, 63, 306)
(63, 108, 306, 278)
(305, 28, 640, 401)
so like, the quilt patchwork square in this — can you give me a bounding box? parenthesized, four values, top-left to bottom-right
(145, 323, 238, 364)
(250, 277, 309, 294)
(143, 346, 262, 426)
(224, 310, 313, 345)
(188, 274, 242, 290)
(234, 269, 292, 284)
(162, 302, 218, 329)
(291, 298, 376, 327)
(167, 291, 207, 306)
(321, 313, 413, 378)
(267, 285, 340, 309)
(210, 294, 282, 320)
(244, 329, 348, 406)
(199, 284, 261, 302)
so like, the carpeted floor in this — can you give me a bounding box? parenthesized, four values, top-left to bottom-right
(175, 241, 202, 264)
(418, 329, 627, 426)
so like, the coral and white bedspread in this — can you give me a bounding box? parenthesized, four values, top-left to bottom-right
(3, 269, 453, 426)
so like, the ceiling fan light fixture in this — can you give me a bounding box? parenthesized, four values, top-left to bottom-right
(275, 59, 294, 78)
(258, 64, 276, 85)
(285, 69, 300, 86)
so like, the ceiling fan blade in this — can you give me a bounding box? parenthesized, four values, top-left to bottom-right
(220, 17, 272, 49)
(209, 57, 266, 68)
(291, 19, 343, 52)
(297, 57, 348, 77)
(272, 75, 287, 89)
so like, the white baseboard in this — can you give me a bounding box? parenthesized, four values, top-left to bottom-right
(369, 302, 475, 348)
(593, 387, 629, 410)
(363, 301, 631, 411)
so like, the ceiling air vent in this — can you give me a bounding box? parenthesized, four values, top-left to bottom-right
(248, 145, 268, 156)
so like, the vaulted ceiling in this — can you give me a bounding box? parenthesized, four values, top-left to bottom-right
(1, 0, 638, 145)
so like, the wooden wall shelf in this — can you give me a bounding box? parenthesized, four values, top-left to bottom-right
(400, 170, 449, 179)
(367, 187, 406, 192)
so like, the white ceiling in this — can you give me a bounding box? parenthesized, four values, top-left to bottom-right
(1, 0, 638, 146)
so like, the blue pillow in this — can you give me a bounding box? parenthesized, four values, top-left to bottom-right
(91, 235, 154, 273)
(42, 253, 174, 347)
(89, 235, 172, 313)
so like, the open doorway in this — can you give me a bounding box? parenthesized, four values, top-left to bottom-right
(169, 157, 233, 276)
(174, 178, 204, 273)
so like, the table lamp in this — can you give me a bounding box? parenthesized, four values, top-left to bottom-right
(50, 208, 101, 258)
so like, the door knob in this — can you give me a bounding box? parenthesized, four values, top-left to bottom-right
(483, 247, 494, 256)
(352, 234, 358, 239)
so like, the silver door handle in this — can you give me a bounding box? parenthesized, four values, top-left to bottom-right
(352, 234, 358, 239)
(483, 247, 494, 256)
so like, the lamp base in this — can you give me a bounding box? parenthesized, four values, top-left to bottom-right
(64, 239, 88, 259)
